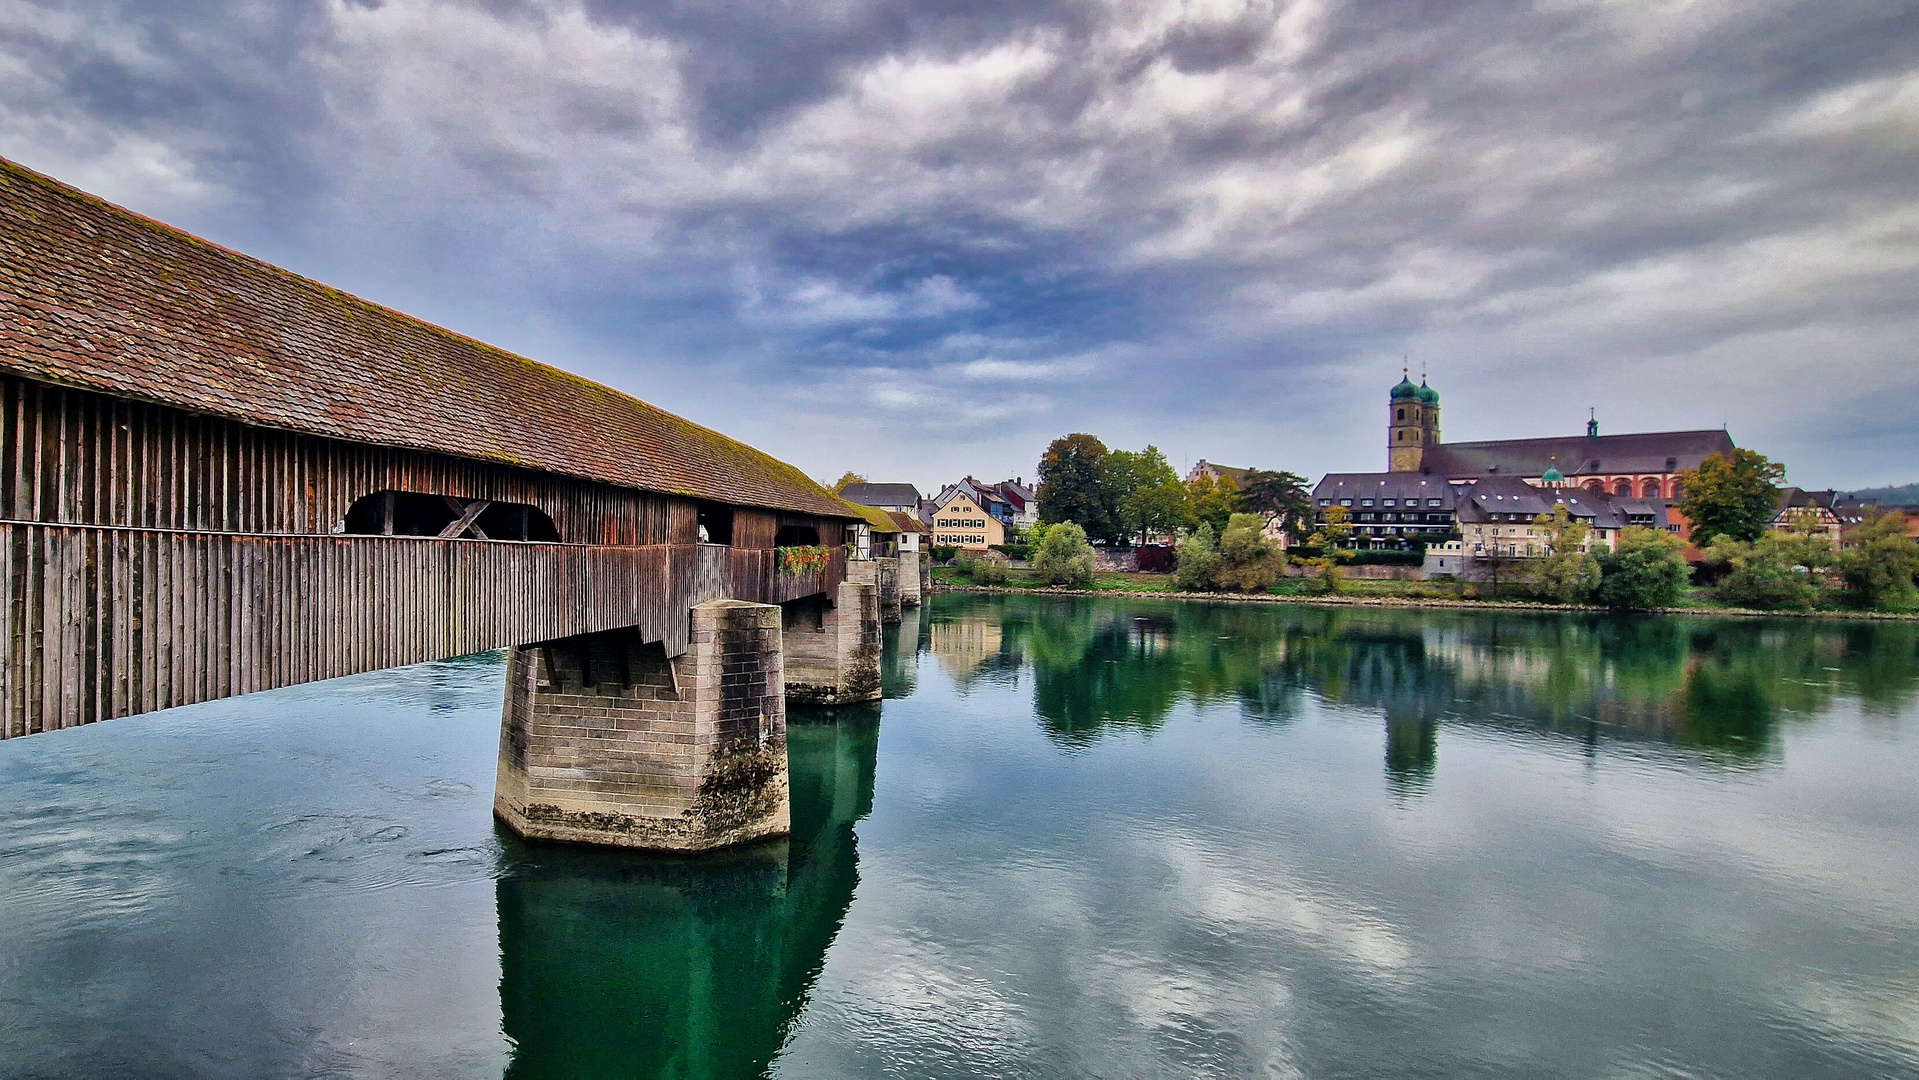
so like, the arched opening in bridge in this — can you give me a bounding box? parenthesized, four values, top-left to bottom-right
(782, 594, 827, 632)
(696, 501, 733, 545)
(775, 524, 821, 547)
(342, 491, 561, 541)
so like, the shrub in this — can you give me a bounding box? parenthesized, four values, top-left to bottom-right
(1533, 550, 1601, 603)
(1032, 521, 1096, 586)
(930, 545, 959, 563)
(1175, 523, 1220, 591)
(954, 550, 1009, 585)
(1717, 561, 1816, 611)
(1836, 509, 1918, 609)
(1597, 527, 1690, 609)
(1215, 513, 1285, 592)
(991, 543, 1032, 561)
(1346, 549, 1424, 566)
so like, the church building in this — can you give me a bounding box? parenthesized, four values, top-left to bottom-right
(1312, 371, 1735, 548)
(1382, 371, 1732, 499)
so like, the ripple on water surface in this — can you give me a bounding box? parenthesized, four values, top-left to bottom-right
(1, 601, 1918, 1078)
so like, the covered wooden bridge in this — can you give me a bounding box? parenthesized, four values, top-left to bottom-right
(0, 156, 891, 851)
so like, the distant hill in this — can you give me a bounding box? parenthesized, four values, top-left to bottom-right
(1849, 482, 1919, 505)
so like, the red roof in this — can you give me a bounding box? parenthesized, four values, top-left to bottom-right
(0, 156, 856, 519)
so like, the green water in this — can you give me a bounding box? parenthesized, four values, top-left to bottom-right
(2, 595, 1918, 1078)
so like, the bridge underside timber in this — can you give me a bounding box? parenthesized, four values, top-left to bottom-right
(0, 524, 843, 737)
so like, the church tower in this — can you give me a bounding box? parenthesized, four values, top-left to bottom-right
(1388, 368, 1428, 472)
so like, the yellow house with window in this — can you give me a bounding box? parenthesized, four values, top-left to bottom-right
(930, 491, 1004, 550)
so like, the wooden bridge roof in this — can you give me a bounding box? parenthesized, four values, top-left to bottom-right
(0, 157, 858, 520)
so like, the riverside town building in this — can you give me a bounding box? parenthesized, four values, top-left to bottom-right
(928, 490, 1004, 550)
(1312, 369, 1731, 553)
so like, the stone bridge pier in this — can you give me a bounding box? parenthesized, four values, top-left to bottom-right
(848, 558, 904, 624)
(780, 581, 882, 706)
(495, 600, 791, 852)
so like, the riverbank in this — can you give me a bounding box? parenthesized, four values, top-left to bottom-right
(927, 571, 1919, 621)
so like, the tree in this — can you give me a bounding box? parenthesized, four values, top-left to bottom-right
(1677, 449, 1785, 546)
(1032, 520, 1097, 586)
(828, 472, 866, 494)
(1216, 513, 1286, 592)
(1836, 508, 1919, 609)
(1238, 470, 1312, 536)
(1300, 505, 1355, 593)
(1175, 523, 1221, 591)
(1037, 435, 1119, 543)
(1706, 535, 1817, 611)
(1530, 505, 1601, 603)
(1597, 527, 1690, 609)
(1187, 473, 1243, 536)
(1110, 445, 1191, 545)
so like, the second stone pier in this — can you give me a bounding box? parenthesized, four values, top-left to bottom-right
(494, 599, 790, 852)
(781, 580, 881, 705)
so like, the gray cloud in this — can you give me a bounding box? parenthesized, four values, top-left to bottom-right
(2, 0, 1915, 489)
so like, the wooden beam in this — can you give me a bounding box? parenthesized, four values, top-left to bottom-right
(438, 497, 491, 539)
(381, 490, 395, 536)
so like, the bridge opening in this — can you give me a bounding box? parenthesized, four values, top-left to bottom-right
(782, 594, 827, 632)
(696, 501, 734, 545)
(343, 491, 561, 541)
(775, 524, 821, 547)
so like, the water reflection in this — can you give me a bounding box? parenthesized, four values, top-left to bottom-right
(496, 707, 879, 1079)
(926, 594, 1919, 777)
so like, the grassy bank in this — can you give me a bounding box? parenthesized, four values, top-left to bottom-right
(927, 566, 1919, 620)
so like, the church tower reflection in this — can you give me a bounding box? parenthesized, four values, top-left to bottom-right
(496, 707, 880, 1079)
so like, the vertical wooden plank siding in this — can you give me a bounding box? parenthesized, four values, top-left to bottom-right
(0, 373, 857, 735)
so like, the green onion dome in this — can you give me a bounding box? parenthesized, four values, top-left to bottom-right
(1391, 375, 1421, 401)
(1541, 464, 1565, 484)
(1417, 380, 1439, 405)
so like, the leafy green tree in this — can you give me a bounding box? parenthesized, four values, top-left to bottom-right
(1836, 508, 1919, 609)
(1187, 473, 1243, 536)
(1110, 445, 1191, 544)
(1301, 505, 1355, 593)
(1037, 434, 1119, 542)
(1531, 505, 1601, 603)
(1174, 523, 1221, 591)
(828, 471, 866, 494)
(1705, 511, 1836, 610)
(1676, 448, 1785, 545)
(1238, 470, 1312, 535)
(1707, 535, 1817, 611)
(1032, 520, 1097, 586)
(1216, 513, 1286, 592)
(1597, 526, 1690, 609)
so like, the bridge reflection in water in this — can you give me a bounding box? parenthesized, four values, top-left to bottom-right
(496, 707, 878, 1079)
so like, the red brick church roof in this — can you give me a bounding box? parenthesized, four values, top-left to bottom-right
(0, 156, 857, 519)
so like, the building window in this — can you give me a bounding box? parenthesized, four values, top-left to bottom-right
(1319, 499, 1332, 506)
(775, 523, 821, 547)
(344, 491, 561, 541)
(1361, 499, 1374, 507)
(695, 501, 734, 545)
(1397, 407, 1406, 420)
(1382, 499, 1396, 507)
(1340, 499, 1353, 507)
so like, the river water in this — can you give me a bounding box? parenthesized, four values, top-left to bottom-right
(2, 594, 1918, 1078)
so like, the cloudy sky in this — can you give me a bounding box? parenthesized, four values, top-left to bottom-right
(2, 0, 1915, 492)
